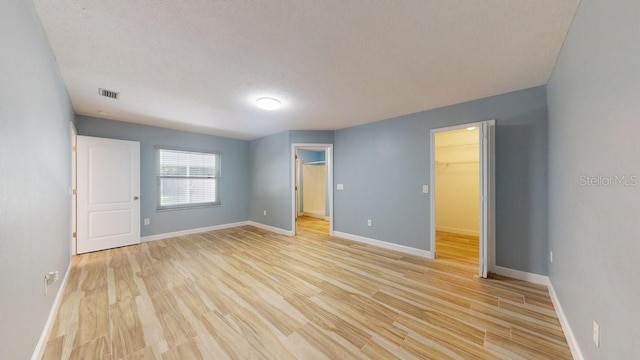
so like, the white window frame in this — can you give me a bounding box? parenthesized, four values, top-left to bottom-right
(156, 146, 221, 210)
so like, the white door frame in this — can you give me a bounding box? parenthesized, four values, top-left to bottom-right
(429, 120, 495, 277)
(70, 122, 77, 255)
(291, 143, 334, 235)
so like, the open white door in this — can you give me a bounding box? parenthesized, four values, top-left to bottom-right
(479, 120, 495, 278)
(77, 136, 140, 253)
(71, 123, 77, 255)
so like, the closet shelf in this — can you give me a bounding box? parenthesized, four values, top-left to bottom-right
(436, 160, 479, 165)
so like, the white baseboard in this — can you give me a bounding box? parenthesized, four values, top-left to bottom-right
(247, 221, 294, 236)
(31, 263, 72, 360)
(141, 221, 250, 243)
(490, 265, 550, 286)
(332, 231, 433, 259)
(436, 226, 479, 237)
(548, 281, 584, 360)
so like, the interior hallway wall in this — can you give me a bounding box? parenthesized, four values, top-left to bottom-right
(250, 131, 334, 231)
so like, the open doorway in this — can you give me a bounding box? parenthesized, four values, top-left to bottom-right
(291, 144, 333, 237)
(430, 120, 495, 278)
(434, 126, 480, 271)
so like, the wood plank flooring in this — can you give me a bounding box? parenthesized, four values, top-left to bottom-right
(296, 215, 329, 235)
(435, 231, 479, 267)
(42, 218, 572, 359)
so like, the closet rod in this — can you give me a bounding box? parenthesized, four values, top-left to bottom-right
(435, 144, 478, 149)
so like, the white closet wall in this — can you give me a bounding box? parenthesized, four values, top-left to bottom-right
(302, 164, 326, 218)
(435, 129, 480, 236)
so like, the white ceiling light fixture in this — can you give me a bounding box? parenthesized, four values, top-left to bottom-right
(256, 97, 281, 111)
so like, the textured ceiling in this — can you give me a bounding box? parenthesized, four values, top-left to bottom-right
(33, 0, 579, 140)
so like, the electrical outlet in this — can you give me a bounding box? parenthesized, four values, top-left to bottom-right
(422, 185, 429, 193)
(550, 250, 553, 263)
(43, 271, 60, 296)
(593, 321, 600, 347)
(337, 184, 344, 190)
(144, 218, 150, 226)
(367, 219, 372, 227)
(263, 210, 267, 216)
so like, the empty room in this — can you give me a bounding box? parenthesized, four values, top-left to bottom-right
(2, 0, 639, 359)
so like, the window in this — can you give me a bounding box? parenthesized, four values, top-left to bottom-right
(156, 148, 220, 210)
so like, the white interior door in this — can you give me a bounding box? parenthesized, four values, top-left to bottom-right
(479, 120, 495, 278)
(71, 124, 77, 255)
(77, 136, 140, 253)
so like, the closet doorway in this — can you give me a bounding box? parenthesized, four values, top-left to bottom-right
(291, 144, 333, 236)
(430, 120, 494, 278)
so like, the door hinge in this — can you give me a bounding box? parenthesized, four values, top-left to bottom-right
(72, 145, 77, 152)
(72, 188, 77, 195)
(72, 232, 77, 238)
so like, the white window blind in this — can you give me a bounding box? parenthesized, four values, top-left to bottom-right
(157, 148, 220, 210)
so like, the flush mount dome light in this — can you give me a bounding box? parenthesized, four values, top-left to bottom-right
(256, 97, 281, 111)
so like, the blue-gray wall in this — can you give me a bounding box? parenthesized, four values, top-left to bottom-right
(547, 0, 640, 358)
(250, 130, 334, 230)
(249, 131, 291, 229)
(298, 149, 325, 163)
(0, 1, 74, 359)
(76, 116, 250, 237)
(334, 86, 548, 275)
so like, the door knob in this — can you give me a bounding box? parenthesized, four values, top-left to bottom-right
(133, 196, 139, 200)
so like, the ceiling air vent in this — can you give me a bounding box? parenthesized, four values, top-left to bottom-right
(98, 88, 119, 99)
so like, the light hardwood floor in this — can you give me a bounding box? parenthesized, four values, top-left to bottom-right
(296, 215, 329, 235)
(435, 231, 480, 268)
(42, 218, 571, 359)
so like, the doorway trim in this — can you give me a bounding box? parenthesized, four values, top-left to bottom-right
(429, 120, 495, 277)
(291, 143, 334, 235)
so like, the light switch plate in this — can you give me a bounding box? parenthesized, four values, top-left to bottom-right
(422, 185, 429, 193)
